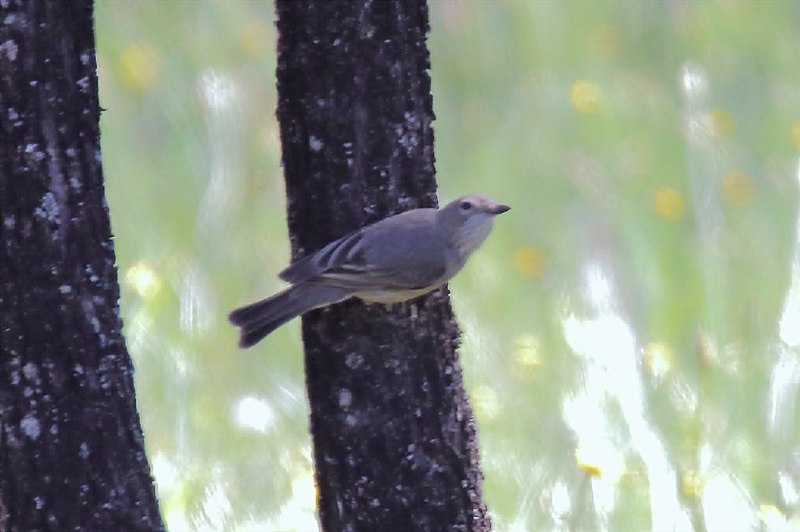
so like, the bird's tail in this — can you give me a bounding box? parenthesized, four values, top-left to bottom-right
(229, 283, 351, 348)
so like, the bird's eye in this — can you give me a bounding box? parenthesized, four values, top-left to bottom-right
(460, 201, 472, 211)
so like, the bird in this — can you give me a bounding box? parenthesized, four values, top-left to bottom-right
(229, 194, 509, 348)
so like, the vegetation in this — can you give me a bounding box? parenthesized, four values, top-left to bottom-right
(96, 1, 799, 529)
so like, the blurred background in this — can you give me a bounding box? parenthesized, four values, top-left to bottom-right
(95, 1, 800, 530)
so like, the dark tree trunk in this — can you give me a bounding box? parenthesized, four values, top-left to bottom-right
(275, 1, 489, 530)
(0, 1, 163, 529)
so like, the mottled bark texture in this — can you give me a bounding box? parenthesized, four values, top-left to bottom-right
(0, 1, 163, 529)
(275, 1, 489, 530)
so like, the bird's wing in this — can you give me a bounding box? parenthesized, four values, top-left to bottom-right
(279, 209, 448, 290)
(320, 221, 448, 290)
(278, 228, 368, 284)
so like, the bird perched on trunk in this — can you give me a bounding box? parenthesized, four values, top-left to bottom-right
(229, 194, 509, 348)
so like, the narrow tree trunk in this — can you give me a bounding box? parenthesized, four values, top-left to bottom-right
(0, 1, 163, 529)
(274, 1, 489, 530)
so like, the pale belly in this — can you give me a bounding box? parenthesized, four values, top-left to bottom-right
(354, 283, 446, 304)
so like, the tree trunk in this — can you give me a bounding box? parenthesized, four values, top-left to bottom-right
(274, 1, 489, 530)
(0, 1, 163, 529)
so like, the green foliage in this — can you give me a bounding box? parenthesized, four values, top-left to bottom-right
(96, 1, 800, 530)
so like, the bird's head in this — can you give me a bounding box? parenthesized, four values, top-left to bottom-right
(438, 195, 510, 258)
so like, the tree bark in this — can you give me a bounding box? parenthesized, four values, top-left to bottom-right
(0, 1, 163, 529)
(275, 1, 489, 530)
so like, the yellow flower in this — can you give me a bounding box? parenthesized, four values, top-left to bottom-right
(513, 246, 546, 280)
(707, 108, 736, 138)
(570, 80, 602, 114)
(722, 171, 755, 206)
(791, 123, 800, 151)
(589, 26, 623, 60)
(642, 342, 674, 378)
(578, 460, 603, 478)
(119, 43, 160, 92)
(681, 470, 705, 499)
(513, 333, 542, 371)
(240, 21, 272, 58)
(125, 260, 161, 300)
(653, 186, 685, 220)
(575, 442, 626, 481)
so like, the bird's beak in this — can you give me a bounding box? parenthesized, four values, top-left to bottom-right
(491, 204, 510, 215)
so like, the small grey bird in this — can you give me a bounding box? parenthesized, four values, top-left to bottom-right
(229, 195, 509, 348)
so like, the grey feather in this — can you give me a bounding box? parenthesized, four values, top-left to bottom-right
(230, 194, 509, 347)
(279, 229, 366, 284)
(230, 283, 352, 348)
